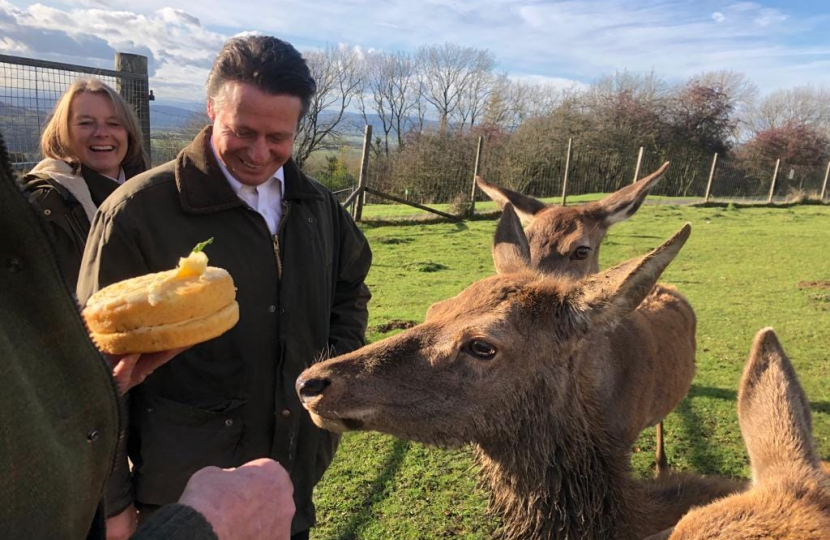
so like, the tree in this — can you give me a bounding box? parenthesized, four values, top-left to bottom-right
(742, 121, 830, 167)
(669, 82, 737, 154)
(357, 51, 419, 154)
(416, 43, 495, 131)
(294, 45, 364, 168)
(746, 86, 830, 135)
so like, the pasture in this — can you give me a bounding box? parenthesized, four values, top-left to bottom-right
(312, 202, 830, 540)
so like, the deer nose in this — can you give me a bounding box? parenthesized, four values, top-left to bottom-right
(296, 376, 331, 402)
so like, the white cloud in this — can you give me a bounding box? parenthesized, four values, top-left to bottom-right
(712, 12, 725, 23)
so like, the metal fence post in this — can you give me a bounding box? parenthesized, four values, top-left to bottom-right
(704, 152, 718, 203)
(115, 53, 151, 164)
(821, 160, 830, 201)
(561, 137, 572, 206)
(767, 158, 781, 204)
(632, 146, 644, 184)
(470, 135, 484, 215)
(354, 124, 372, 222)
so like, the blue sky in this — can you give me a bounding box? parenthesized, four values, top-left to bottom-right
(1, 0, 828, 104)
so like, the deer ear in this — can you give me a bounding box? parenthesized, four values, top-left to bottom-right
(476, 176, 546, 225)
(572, 223, 690, 323)
(589, 162, 669, 226)
(738, 328, 818, 485)
(492, 203, 531, 274)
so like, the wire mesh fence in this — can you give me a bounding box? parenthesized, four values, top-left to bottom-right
(0, 53, 150, 173)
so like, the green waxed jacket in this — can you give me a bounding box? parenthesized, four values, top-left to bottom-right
(0, 134, 215, 539)
(76, 127, 372, 534)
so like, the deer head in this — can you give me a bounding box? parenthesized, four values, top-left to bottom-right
(476, 162, 670, 279)
(296, 223, 691, 450)
(657, 328, 830, 540)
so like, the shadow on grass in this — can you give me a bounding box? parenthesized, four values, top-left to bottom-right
(332, 439, 411, 540)
(690, 384, 830, 415)
(673, 396, 732, 475)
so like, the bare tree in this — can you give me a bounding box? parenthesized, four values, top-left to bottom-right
(357, 50, 419, 154)
(416, 43, 495, 131)
(746, 85, 830, 136)
(456, 69, 495, 130)
(294, 45, 364, 168)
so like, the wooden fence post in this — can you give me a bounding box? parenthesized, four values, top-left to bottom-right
(354, 124, 372, 222)
(632, 146, 644, 184)
(561, 137, 572, 206)
(115, 53, 152, 164)
(821, 160, 830, 201)
(469, 135, 484, 216)
(704, 152, 718, 203)
(767, 158, 781, 204)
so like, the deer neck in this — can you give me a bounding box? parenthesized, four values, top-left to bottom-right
(473, 376, 645, 540)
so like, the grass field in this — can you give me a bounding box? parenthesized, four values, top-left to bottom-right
(311, 202, 830, 540)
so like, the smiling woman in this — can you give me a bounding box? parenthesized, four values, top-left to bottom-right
(19, 78, 148, 290)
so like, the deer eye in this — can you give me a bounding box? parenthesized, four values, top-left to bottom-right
(466, 339, 497, 360)
(571, 246, 591, 260)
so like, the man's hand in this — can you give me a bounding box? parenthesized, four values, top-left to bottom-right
(105, 504, 137, 540)
(103, 348, 187, 395)
(178, 458, 295, 540)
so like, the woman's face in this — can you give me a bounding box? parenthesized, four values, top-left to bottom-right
(68, 92, 128, 179)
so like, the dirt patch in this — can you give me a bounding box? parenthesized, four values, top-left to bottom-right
(405, 261, 448, 272)
(374, 319, 418, 333)
(797, 281, 830, 290)
(375, 236, 413, 245)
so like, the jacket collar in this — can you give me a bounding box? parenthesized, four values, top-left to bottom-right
(176, 126, 322, 214)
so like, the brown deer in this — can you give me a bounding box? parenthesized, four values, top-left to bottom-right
(475, 162, 670, 279)
(478, 162, 690, 471)
(297, 224, 742, 540)
(646, 329, 830, 540)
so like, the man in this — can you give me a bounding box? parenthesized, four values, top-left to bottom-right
(77, 36, 372, 540)
(0, 130, 296, 540)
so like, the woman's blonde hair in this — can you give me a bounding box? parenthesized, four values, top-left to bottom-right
(40, 78, 148, 173)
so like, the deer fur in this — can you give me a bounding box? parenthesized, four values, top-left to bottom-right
(297, 224, 742, 540)
(479, 162, 693, 471)
(646, 329, 830, 540)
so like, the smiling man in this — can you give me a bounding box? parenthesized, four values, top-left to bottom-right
(77, 36, 372, 540)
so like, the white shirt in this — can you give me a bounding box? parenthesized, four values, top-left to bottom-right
(210, 141, 285, 235)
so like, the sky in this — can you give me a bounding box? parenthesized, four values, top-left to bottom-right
(1, 0, 829, 105)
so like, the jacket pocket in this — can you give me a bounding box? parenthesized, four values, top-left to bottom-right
(131, 395, 247, 505)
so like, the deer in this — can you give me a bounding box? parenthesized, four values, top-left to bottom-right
(297, 223, 743, 540)
(645, 328, 830, 540)
(477, 162, 690, 472)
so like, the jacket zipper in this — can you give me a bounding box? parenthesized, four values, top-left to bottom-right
(272, 200, 291, 281)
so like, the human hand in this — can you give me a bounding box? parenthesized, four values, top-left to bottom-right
(178, 458, 295, 540)
(103, 348, 187, 395)
(105, 504, 137, 540)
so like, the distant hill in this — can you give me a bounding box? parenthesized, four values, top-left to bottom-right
(151, 103, 208, 131)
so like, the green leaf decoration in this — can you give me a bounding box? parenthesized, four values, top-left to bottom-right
(192, 237, 214, 253)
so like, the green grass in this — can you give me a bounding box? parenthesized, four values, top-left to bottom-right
(312, 203, 830, 540)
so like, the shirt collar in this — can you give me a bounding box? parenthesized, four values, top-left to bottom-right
(209, 139, 285, 196)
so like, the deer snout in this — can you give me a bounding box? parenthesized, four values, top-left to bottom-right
(296, 376, 331, 404)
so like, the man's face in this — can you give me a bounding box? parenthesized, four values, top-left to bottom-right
(207, 81, 302, 186)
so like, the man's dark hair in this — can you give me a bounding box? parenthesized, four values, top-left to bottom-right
(206, 35, 316, 117)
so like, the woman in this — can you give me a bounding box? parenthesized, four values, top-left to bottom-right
(21, 78, 148, 289)
(19, 78, 148, 540)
